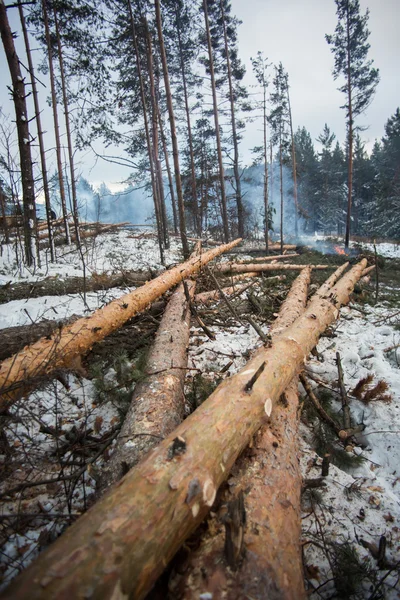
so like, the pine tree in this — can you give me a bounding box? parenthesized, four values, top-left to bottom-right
(370, 108, 400, 238)
(269, 62, 290, 253)
(0, 0, 37, 266)
(251, 51, 270, 252)
(315, 126, 347, 235)
(294, 126, 318, 232)
(326, 0, 379, 248)
(202, 0, 230, 242)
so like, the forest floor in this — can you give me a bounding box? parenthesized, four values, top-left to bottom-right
(0, 229, 399, 598)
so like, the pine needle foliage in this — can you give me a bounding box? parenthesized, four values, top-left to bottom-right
(186, 374, 219, 411)
(312, 420, 365, 471)
(352, 375, 392, 404)
(90, 348, 148, 413)
(332, 542, 373, 597)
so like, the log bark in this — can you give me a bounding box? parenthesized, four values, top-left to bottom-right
(1, 259, 367, 600)
(0, 270, 154, 304)
(194, 283, 252, 306)
(227, 244, 297, 254)
(0, 300, 166, 363)
(98, 280, 196, 494)
(0, 239, 241, 409)
(39, 223, 129, 249)
(214, 263, 332, 275)
(235, 253, 298, 263)
(168, 267, 312, 600)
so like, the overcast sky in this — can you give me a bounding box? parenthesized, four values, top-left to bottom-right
(233, 0, 399, 161)
(1, 0, 399, 188)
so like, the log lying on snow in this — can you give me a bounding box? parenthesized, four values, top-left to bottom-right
(194, 282, 252, 306)
(215, 262, 332, 275)
(98, 280, 196, 494)
(169, 267, 312, 600)
(235, 252, 298, 263)
(0, 270, 154, 304)
(2, 259, 367, 600)
(0, 301, 168, 363)
(170, 263, 351, 599)
(0, 239, 241, 410)
(228, 243, 297, 254)
(39, 222, 130, 249)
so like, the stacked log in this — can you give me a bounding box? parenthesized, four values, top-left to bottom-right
(1, 259, 367, 600)
(0, 238, 241, 409)
(214, 262, 332, 274)
(169, 262, 351, 599)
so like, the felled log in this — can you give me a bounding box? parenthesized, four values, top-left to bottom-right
(2, 260, 367, 600)
(169, 267, 312, 600)
(194, 282, 252, 306)
(228, 243, 297, 254)
(222, 271, 259, 282)
(0, 301, 167, 363)
(39, 222, 130, 249)
(0, 270, 154, 304)
(98, 280, 196, 494)
(361, 264, 376, 277)
(235, 253, 299, 263)
(0, 239, 241, 410)
(215, 262, 332, 275)
(37, 215, 71, 231)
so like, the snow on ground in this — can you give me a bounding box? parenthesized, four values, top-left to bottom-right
(0, 287, 134, 329)
(0, 229, 182, 285)
(0, 231, 399, 595)
(302, 302, 400, 598)
(357, 242, 400, 260)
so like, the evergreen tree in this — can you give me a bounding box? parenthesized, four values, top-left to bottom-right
(293, 126, 318, 232)
(269, 62, 290, 252)
(251, 51, 271, 251)
(370, 108, 400, 238)
(326, 0, 379, 248)
(0, 0, 37, 266)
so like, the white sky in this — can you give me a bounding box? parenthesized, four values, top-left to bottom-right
(0, 0, 399, 187)
(233, 0, 400, 161)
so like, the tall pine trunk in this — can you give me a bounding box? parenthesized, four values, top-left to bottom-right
(127, 0, 164, 264)
(175, 8, 200, 236)
(279, 135, 284, 254)
(287, 85, 298, 238)
(203, 0, 229, 243)
(0, 183, 10, 244)
(0, 0, 37, 267)
(41, 0, 70, 245)
(158, 107, 178, 234)
(145, 21, 169, 249)
(345, 6, 353, 250)
(53, 9, 80, 248)
(154, 0, 189, 258)
(263, 83, 269, 253)
(19, 4, 55, 262)
(220, 0, 244, 239)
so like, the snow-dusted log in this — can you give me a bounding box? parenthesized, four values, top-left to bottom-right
(214, 262, 332, 274)
(169, 267, 312, 600)
(39, 222, 130, 248)
(194, 282, 252, 306)
(2, 260, 367, 600)
(229, 243, 297, 254)
(98, 279, 197, 494)
(235, 252, 298, 263)
(0, 239, 241, 410)
(0, 270, 154, 303)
